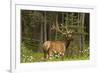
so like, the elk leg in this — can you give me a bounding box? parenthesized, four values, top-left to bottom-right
(43, 49, 48, 60)
(61, 53, 64, 60)
(48, 49, 53, 60)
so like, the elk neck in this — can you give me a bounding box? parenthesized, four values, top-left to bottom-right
(64, 38, 72, 49)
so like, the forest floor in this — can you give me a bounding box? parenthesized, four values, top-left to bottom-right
(21, 43, 89, 63)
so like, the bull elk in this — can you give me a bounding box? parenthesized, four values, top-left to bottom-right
(42, 23, 73, 60)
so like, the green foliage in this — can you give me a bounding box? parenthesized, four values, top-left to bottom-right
(21, 42, 44, 63)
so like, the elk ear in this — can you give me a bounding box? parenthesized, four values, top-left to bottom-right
(70, 30, 72, 33)
(69, 30, 74, 36)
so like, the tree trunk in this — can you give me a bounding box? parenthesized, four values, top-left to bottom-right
(44, 11, 47, 42)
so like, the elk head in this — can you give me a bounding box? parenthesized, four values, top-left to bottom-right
(51, 23, 73, 41)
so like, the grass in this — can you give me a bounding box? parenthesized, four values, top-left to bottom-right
(21, 42, 89, 63)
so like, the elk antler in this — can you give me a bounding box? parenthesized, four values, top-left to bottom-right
(56, 24, 67, 35)
(51, 23, 72, 35)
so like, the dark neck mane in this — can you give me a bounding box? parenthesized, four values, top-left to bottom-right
(65, 40, 71, 48)
(64, 38, 72, 49)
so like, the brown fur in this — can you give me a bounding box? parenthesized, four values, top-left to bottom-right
(43, 41, 65, 60)
(42, 30, 73, 60)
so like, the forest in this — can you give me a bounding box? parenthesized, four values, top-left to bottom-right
(21, 10, 90, 63)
